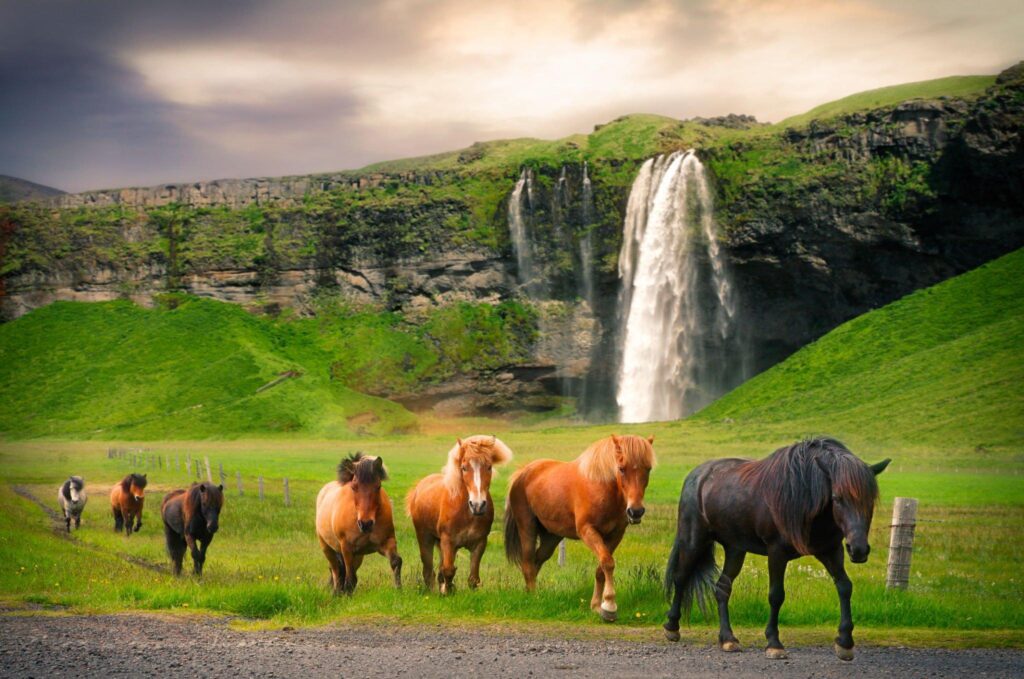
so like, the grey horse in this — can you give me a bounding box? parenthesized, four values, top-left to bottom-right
(58, 476, 87, 532)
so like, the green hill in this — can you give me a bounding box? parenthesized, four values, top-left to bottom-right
(698, 248, 1024, 451)
(0, 297, 417, 439)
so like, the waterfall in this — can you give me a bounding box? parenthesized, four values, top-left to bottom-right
(616, 150, 738, 423)
(579, 161, 596, 308)
(508, 168, 535, 288)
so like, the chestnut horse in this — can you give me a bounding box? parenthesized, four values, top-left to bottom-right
(663, 437, 890, 661)
(505, 434, 655, 622)
(406, 435, 513, 593)
(161, 482, 224, 576)
(110, 473, 147, 536)
(315, 453, 402, 594)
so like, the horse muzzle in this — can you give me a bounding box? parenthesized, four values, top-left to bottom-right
(357, 519, 375, 534)
(207, 522, 219, 534)
(626, 507, 645, 525)
(847, 543, 870, 563)
(133, 495, 143, 502)
(468, 500, 487, 516)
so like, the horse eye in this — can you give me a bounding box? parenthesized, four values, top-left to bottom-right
(461, 466, 468, 472)
(618, 466, 626, 474)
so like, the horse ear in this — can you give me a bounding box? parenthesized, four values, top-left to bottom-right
(456, 438, 463, 448)
(647, 435, 655, 445)
(199, 483, 207, 493)
(218, 484, 224, 491)
(142, 474, 147, 479)
(871, 458, 892, 476)
(490, 434, 496, 445)
(814, 456, 831, 479)
(374, 456, 387, 480)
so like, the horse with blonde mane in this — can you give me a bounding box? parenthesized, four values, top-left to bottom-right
(315, 453, 402, 594)
(406, 435, 513, 593)
(504, 434, 655, 622)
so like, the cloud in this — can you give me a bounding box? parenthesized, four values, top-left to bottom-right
(0, 0, 1021, 191)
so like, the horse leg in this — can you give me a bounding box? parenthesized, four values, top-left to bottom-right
(378, 537, 402, 589)
(165, 522, 187, 576)
(112, 506, 123, 533)
(764, 548, 790, 659)
(122, 509, 133, 536)
(134, 503, 143, 532)
(438, 535, 457, 595)
(716, 548, 746, 651)
(74, 512, 81, 530)
(579, 524, 618, 622)
(318, 538, 344, 594)
(339, 547, 360, 594)
(185, 534, 202, 575)
(515, 515, 540, 592)
(533, 530, 562, 575)
(817, 545, 855, 661)
(196, 537, 212, 576)
(64, 509, 71, 533)
(416, 532, 436, 590)
(467, 539, 487, 589)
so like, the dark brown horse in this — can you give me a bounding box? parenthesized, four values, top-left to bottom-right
(110, 473, 147, 536)
(316, 453, 402, 594)
(663, 438, 890, 661)
(505, 434, 655, 622)
(161, 483, 225, 576)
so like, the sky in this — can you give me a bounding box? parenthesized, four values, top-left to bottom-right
(1, 0, 1021, 192)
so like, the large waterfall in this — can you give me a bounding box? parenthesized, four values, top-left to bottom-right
(579, 161, 596, 308)
(616, 150, 739, 423)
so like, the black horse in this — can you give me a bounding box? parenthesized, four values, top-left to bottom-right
(663, 437, 889, 661)
(161, 483, 224, 576)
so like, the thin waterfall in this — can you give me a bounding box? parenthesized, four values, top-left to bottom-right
(579, 161, 596, 308)
(616, 150, 738, 423)
(508, 168, 535, 288)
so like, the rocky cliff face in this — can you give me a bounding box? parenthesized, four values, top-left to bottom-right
(2, 65, 1022, 419)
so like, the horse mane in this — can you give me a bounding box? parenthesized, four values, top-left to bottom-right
(442, 435, 514, 496)
(337, 452, 388, 484)
(577, 435, 656, 483)
(739, 437, 879, 555)
(119, 473, 147, 492)
(61, 479, 72, 500)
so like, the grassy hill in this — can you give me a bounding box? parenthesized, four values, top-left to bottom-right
(697, 248, 1024, 452)
(0, 297, 417, 439)
(0, 175, 64, 203)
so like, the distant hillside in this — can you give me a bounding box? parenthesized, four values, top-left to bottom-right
(0, 297, 417, 439)
(698, 248, 1024, 451)
(0, 175, 64, 203)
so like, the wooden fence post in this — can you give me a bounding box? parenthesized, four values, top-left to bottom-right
(204, 457, 213, 483)
(186, 454, 192, 474)
(283, 478, 291, 507)
(219, 463, 226, 487)
(236, 471, 243, 497)
(886, 497, 918, 590)
(258, 476, 265, 501)
(558, 539, 566, 566)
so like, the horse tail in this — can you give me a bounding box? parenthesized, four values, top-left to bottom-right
(503, 469, 525, 565)
(404, 484, 417, 518)
(664, 533, 718, 621)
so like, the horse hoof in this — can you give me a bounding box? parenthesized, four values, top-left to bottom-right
(598, 606, 617, 623)
(721, 641, 742, 653)
(663, 626, 680, 642)
(765, 648, 788, 660)
(834, 643, 854, 661)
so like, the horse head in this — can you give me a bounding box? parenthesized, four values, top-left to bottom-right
(612, 434, 656, 525)
(454, 435, 513, 516)
(816, 456, 890, 563)
(340, 453, 387, 534)
(67, 476, 83, 503)
(197, 483, 225, 534)
(130, 473, 148, 502)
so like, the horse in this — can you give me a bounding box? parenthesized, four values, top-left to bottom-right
(161, 483, 224, 576)
(504, 434, 655, 622)
(58, 476, 87, 532)
(663, 437, 890, 661)
(406, 435, 513, 593)
(110, 473, 147, 536)
(315, 453, 402, 594)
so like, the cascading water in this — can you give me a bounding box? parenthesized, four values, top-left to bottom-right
(508, 168, 535, 289)
(616, 150, 739, 423)
(579, 161, 596, 308)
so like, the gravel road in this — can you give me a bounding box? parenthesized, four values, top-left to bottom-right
(1, 614, 1022, 678)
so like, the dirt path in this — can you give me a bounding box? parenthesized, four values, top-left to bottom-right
(1, 614, 1021, 678)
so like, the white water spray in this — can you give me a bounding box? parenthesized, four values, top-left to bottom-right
(579, 161, 596, 308)
(616, 150, 737, 423)
(508, 168, 535, 287)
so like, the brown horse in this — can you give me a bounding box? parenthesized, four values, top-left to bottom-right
(110, 473, 147, 536)
(316, 453, 402, 594)
(406, 435, 513, 593)
(161, 483, 225, 576)
(504, 434, 655, 622)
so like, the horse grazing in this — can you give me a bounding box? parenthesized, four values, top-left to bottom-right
(161, 483, 224, 576)
(316, 453, 402, 594)
(505, 434, 655, 622)
(58, 476, 87, 532)
(110, 473, 147, 536)
(663, 437, 890, 661)
(406, 435, 513, 593)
